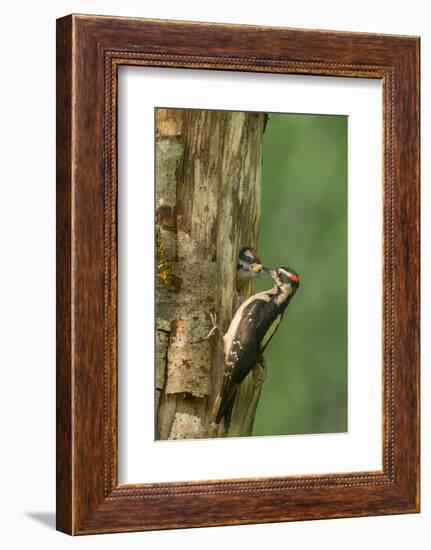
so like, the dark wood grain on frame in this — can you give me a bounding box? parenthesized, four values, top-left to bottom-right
(56, 14, 420, 535)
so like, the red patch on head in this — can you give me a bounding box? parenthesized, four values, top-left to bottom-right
(251, 248, 261, 262)
(290, 273, 300, 284)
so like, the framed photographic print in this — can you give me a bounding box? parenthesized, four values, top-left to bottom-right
(56, 14, 420, 535)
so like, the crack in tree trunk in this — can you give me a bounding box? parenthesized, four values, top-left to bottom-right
(155, 108, 267, 439)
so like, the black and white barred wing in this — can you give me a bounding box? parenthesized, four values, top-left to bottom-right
(215, 299, 270, 424)
(223, 299, 270, 383)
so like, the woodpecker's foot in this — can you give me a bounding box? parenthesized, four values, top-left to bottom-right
(203, 312, 218, 340)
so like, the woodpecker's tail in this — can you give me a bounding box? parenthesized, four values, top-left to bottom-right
(217, 393, 236, 429)
(213, 388, 238, 429)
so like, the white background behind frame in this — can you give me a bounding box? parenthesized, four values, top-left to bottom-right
(117, 66, 382, 484)
(1, 0, 428, 548)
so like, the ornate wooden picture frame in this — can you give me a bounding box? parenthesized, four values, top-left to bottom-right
(56, 14, 420, 535)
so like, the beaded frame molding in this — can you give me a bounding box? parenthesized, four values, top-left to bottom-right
(56, 14, 420, 535)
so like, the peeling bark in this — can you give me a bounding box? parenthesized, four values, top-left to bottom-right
(155, 108, 266, 439)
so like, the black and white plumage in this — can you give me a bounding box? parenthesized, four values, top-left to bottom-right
(236, 246, 263, 288)
(236, 246, 264, 308)
(214, 266, 300, 427)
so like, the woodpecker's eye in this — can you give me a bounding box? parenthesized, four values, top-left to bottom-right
(244, 250, 255, 263)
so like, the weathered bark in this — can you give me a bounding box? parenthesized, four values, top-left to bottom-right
(155, 108, 266, 439)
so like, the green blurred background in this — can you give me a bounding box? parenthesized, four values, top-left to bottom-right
(253, 113, 348, 437)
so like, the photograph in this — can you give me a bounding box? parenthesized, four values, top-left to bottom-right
(155, 107, 347, 440)
(49, 5, 421, 538)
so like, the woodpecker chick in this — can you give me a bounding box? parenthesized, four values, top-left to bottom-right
(214, 266, 300, 427)
(236, 246, 265, 308)
(236, 247, 263, 289)
(204, 247, 266, 341)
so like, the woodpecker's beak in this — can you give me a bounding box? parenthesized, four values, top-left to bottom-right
(262, 267, 277, 281)
(259, 266, 274, 277)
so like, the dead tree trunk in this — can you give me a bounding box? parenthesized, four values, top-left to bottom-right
(155, 108, 266, 439)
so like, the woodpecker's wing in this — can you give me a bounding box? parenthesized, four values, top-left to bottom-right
(216, 297, 282, 425)
(224, 297, 281, 383)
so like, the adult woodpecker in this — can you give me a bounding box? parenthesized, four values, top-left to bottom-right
(214, 266, 300, 427)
